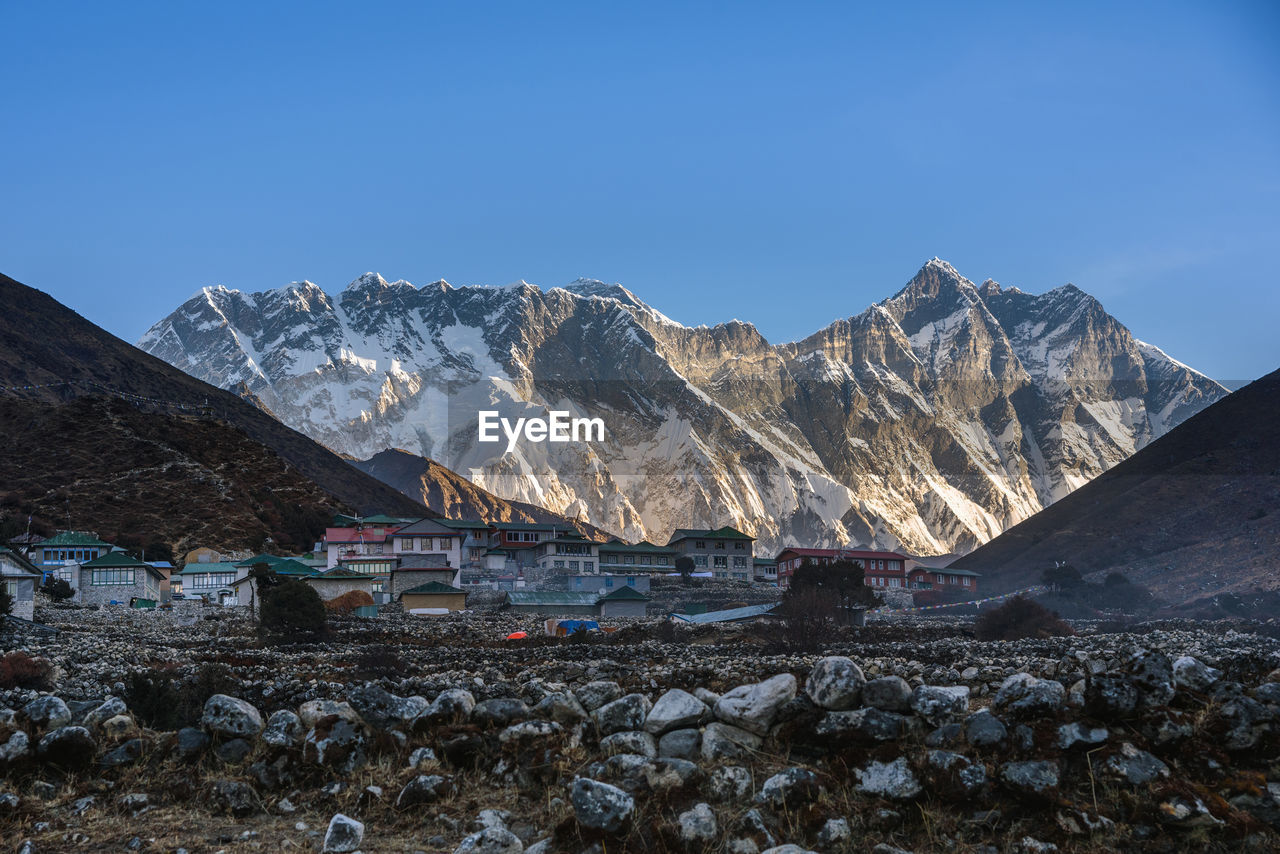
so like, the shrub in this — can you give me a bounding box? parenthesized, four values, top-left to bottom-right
(41, 577, 75, 602)
(675, 556, 695, 584)
(259, 578, 326, 641)
(0, 651, 54, 690)
(125, 663, 240, 729)
(0, 584, 11, 617)
(324, 589, 375, 614)
(1042, 564, 1084, 590)
(974, 596, 1075, 641)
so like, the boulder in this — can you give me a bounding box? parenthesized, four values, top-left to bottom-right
(999, 761, 1060, 800)
(1172, 656, 1221, 693)
(855, 757, 921, 800)
(814, 707, 908, 743)
(571, 777, 634, 832)
(677, 802, 718, 844)
(964, 710, 1007, 749)
(707, 765, 753, 801)
(594, 694, 652, 736)
(1125, 650, 1176, 708)
(920, 750, 986, 800)
(175, 727, 210, 761)
(643, 689, 707, 735)
(201, 695, 264, 739)
(600, 731, 656, 758)
(715, 674, 797, 735)
(911, 685, 970, 725)
(757, 767, 824, 809)
(701, 722, 763, 761)
(261, 710, 305, 750)
(346, 684, 429, 729)
(1100, 743, 1169, 786)
(575, 681, 624, 712)
(644, 757, 703, 793)
(993, 674, 1064, 719)
(454, 826, 524, 854)
(36, 726, 95, 769)
(498, 720, 564, 748)
(209, 780, 257, 818)
(99, 738, 144, 768)
(862, 676, 913, 712)
(1057, 722, 1108, 750)
(804, 657, 865, 710)
(658, 728, 701, 760)
(396, 774, 453, 808)
(1084, 674, 1139, 720)
(23, 697, 71, 732)
(533, 692, 588, 726)
(473, 698, 531, 728)
(303, 715, 369, 774)
(323, 813, 364, 853)
(0, 731, 31, 766)
(422, 688, 477, 724)
(83, 697, 128, 730)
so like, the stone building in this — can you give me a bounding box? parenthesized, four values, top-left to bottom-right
(1, 546, 43, 621)
(75, 551, 164, 606)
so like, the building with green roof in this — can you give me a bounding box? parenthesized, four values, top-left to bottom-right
(598, 539, 678, 573)
(77, 551, 164, 606)
(401, 581, 468, 614)
(503, 585, 649, 618)
(666, 526, 755, 580)
(32, 531, 113, 580)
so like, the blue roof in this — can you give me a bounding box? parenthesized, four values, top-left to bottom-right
(670, 602, 781, 624)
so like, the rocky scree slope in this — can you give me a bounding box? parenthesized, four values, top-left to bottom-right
(139, 260, 1225, 555)
(4, 608, 1280, 852)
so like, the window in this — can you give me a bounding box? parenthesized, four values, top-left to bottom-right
(713, 556, 727, 568)
(962, 576, 970, 586)
(694, 540, 705, 550)
(694, 556, 707, 567)
(657, 556, 668, 566)
(92, 569, 134, 586)
(734, 542, 745, 550)
(715, 541, 725, 550)
(583, 561, 594, 572)
(553, 560, 565, 569)
(605, 577, 614, 587)
(626, 577, 636, 585)
(2, 581, 15, 597)
(399, 538, 413, 552)
(733, 556, 746, 568)
(192, 573, 236, 589)
(639, 555, 651, 566)
(569, 561, 579, 571)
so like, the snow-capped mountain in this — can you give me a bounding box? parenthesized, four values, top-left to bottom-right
(138, 259, 1226, 555)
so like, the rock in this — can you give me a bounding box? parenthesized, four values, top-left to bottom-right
(0, 731, 31, 766)
(734, 808, 777, 850)
(1217, 695, 1272, 751)
(1055, 808, 1116, 836)
(575, 681, 623, 712)
(701, 722, 763, 761)
(761, 846, 818, 854)
(643, 757, 703, 793)
(677, 802, 718, 843)
(715, 674, 797, 735)
(1172, 656, 1221, 693)
(756, 767, 824, 809)
(116, 792, 150, 815)
(856, 757, 921, 800)
(439, 732, 485, 768)
(454, 827, 524, 853)
(1140, 708, 1195, 746)
(473, 698, 531, 728)
(298, 699, 365, 729)
(1057, 722, 1108, 750)
(643, 689, 706, 734)
(1010, 837, 1058, 854)
(862, 676, 913, 712)
(202, 695, 264, 739)
(303, 715, 369, 773)
(924, 723, 964, 748)
(533, 692, 588, 726)
(101, 714, 137, 740)
(397, 774, 453, 808)
(422, 688, 477, 724)
(658, 728, 701, 760)
(1126, 650, 1176, 708)
(707, 766, 753, 802)
(921, 750, 987, 800)
(249, 754, 300, 790)
(594, 694, 652, 736)
(1084, 674, 1139, 720)
(408, 746, 438, 769)
(36, 726, 95, 769)
(911, 685, 969, 725)
(1100, 743, 1169, 785)
(323, 813, 364, 853)
(1159, 795, 1225, 828)
(209, 780, 258, 818)
(814, 707, 907, 743)
(870, 846, 913, 854)
(999, 761, 1059, 800)
(261, 710, 305, 750)
(804, 656, 865, 710)
(963, 710, 1007, 749)
(83, 697, 128, 730)
(100, 738, 144, 768)
(346, 684, 429, 729)
(571, 778, 634, 832)
(499, 719, 564, 748)
(817, 817, 851, 848)
(600, 731, 656, 758)
(175, 727, 210, 761)
(215, 736, 253, 764)
(992, 674, 1065, 718)
(23, 696, 71, 731)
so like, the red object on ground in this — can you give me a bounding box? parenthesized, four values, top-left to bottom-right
(506, 631, 528, 640)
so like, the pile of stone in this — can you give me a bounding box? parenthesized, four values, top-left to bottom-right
(3, 644, 1280, 852)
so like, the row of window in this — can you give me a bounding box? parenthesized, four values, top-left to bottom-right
(188, 573, 236, 588)
(692, 556, 749, 568)
(692, 541, 747, 550)
(602, 554, 671, 566)
(397, 537, 455, 552)
(90, 569, 136, 586)
(40, 548, 101, 564)
(550, 560, 596, 572)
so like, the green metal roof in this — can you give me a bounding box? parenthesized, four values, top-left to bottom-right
(83, 551, 149, 568)
(332, 513, 417, 526)
(667, 526, 753, 543)
(437, 519, 491, 530)
(36, 531, 112, 548)
(395, 518, 462, 536)
(921, 567, 982, 577)
(600, 539, 677, 554)
(310, 567, 374, 580)
(272, 559, 321, 577)
(235, 553, 289, 568)
(401, 581, 465, 595)
(598, 586, 650, 602)
(492, 522, 566, 531)
(179, 561, 243, 576)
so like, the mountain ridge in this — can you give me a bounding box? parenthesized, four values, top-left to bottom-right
(139, 259, 1227, 554)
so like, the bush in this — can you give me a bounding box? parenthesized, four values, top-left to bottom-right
(974, 596, 1075, 641)
(1042, 564, 1084, 590)
(0, 651, 54, 690)
(41, 577, 75, 602)
(259, 578, 326, 641)
(324, 589, 375, 614)
(125, 663, 239, 729)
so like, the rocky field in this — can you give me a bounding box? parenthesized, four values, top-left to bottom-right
(3, 603, 1280, 853)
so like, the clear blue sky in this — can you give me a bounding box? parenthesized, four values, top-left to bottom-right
(2, 1, 1277, 384)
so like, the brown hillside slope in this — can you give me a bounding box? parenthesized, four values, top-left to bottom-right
(353, 448, 614, 539)
(0, 397, 342, 553)
(0, 272, 427, 520)
(951, 367, 1280, 608)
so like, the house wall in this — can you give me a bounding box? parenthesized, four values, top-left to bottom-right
(568, 574, 651, 594)
(506, 603, 599, 617)
(598, 599, 648, 618)
(305, 578, 374, 602)
(671, 537, 754, 578)
(75, 568, 158, 606)
(401, 592, 467, 612)
(2, 576, 36, 621)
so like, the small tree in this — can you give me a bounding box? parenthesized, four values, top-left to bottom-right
(975, 596, 1075, 641)
(1042, 564, 1084, 591)
(675, 556, 695, 586)
(258, 578, 326, 642)
(41, 577, 75, 602)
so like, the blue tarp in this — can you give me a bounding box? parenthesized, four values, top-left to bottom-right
(558, 620, 600, 634)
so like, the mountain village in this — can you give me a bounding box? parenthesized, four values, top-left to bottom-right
(1, 513, 982, 629)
